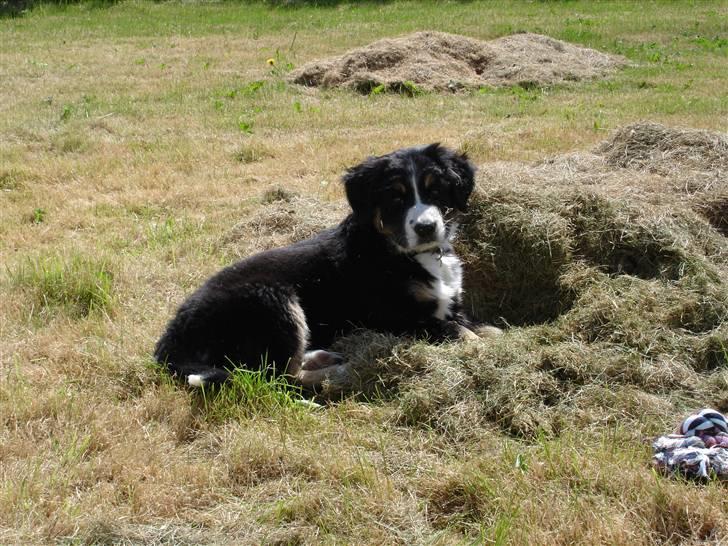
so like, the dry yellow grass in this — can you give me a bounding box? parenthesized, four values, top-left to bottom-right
(1, 1, 728, 544)
(289, 31, 627, 92)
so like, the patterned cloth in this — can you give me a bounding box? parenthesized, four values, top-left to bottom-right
(652, 409, 728, 480)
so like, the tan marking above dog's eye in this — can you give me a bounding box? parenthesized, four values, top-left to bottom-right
(393, 182, 406, 194)
(424, 174, 435, 188)
(373, 208, 391, 234)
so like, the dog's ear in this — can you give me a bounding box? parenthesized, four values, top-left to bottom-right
(342, 155, 387, 219)
(448, 150, 476, 211)
(425, 143, 476, 211)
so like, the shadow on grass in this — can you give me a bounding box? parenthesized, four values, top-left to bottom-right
(1, 0, 485, 18)
(1, 0, 118, 17)
(1, 0, 400, 17)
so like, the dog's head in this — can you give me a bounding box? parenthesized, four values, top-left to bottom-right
(343, 143, 475, 253)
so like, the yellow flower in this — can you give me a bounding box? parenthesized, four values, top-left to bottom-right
(266, 58, 276, 66)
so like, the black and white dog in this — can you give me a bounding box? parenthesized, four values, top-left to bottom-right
(155, 143, 494, 388)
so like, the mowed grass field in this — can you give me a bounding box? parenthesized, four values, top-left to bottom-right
(2, 1, 728, 544)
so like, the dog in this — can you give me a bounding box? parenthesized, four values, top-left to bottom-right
(155, 143, 495, 388)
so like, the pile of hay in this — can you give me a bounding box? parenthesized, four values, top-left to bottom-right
(323, 122, 728, 439)
(218, 189, 347, 259)
(215, 123, 726, 439)
(597, 121, 728, 175)
(289, 31, 627, 93)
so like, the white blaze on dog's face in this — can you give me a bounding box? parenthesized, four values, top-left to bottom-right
(404, 165, 448, 252)
(343, 143, 475, 253)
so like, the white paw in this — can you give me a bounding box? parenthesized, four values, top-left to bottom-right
(474, 324, 504, 338)
(301, 350, 344, 371)
(297, 350, 347, 387)
(187, 374, 204, 387)
(458, 326, 481, 342)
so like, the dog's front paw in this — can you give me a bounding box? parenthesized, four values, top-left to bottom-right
(473, 324, 504, 338)
(457, 326, 481, 342)
(301, 350, 344, 370)
(458, 324, 503, 342)
(296, 350, 346, 387)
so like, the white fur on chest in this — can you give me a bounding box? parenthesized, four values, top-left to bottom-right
(414, 251, 463, 320)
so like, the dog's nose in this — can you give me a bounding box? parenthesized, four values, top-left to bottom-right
(414, 221, 436, 237)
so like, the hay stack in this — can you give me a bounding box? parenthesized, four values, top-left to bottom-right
(594, 122, 727, 234)
(289, 31, 627, 93)
(219, 190, 347, 259)
(596, 122, 728, 174)
(326, 123, 728, 438)
(229, 124, 727, 439)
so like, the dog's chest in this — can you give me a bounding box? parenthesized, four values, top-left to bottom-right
(412, 252, 463, 320)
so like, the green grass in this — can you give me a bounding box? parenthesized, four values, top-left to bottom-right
(1, 0, 727, 544)
(2, 1, 726, 144)
(195, 366, 307, 423)
(8, 253, 114, 318)
(0, 169, 25, 190)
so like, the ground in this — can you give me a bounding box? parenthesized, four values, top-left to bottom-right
(1, 1, 728, 544)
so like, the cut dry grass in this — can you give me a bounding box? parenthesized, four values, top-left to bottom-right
(218, 192, 347, 259)
(2, 1, 728, 544)
(597, 121, 728, 175)
(316, 123, 728, 441)
(290, 31, 627, 93)
(696, 194, 728, 236)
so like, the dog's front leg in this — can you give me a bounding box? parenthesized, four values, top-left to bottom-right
(413, 318, 472, 343)
(447, 311, 479, 341)
(426, 313, 503, 342)
(294, 349, 345, 388)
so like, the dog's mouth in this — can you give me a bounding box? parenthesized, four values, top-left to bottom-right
(409, 239, 443, 254)
(389, 237, 446, 256)
(391, 223, 451, 255)
(375, 205, 454, 256)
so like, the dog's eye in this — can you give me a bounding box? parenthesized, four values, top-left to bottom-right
(427, 183, 443, 197)
(424, 174, 444, 194)
(386, 182, 406, 204)
(424, 172, 443, 190)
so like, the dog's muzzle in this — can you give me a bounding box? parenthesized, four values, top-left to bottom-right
(406, 204, 445, 250)
(414, 220, 437, 240)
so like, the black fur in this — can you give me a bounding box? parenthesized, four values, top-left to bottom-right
(155, 144, 476, 386)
